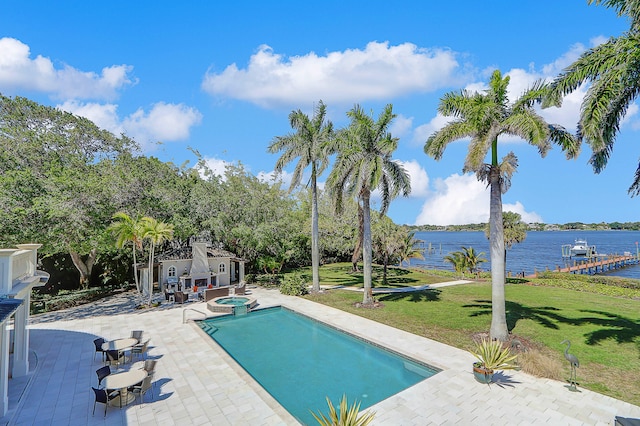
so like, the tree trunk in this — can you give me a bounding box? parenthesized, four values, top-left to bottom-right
(69, 248, 98, 290)
(361, 190, 374, 305)
(132, 245, 141, 294)
(148, 243, 155, 306)
(489, 167, 509, 341)
(351, 202, 364, 272)
(382, 252, 388, 286)
(311, 170, 320, 292)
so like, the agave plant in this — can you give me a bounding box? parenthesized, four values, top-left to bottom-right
(311, 395, 376, 426)
(471, 338, 518, 371)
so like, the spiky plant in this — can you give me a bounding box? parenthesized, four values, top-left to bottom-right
(311, 395, 376, 426)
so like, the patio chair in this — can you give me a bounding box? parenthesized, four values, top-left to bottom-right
(96, 365, 111, 388)
(174, 291, 189, 304)
(106, 350, 124, 368)
(131, 339, 150, 360)
(235, 282, 246, 296)
(130, 330, 144, 343)
(93, 338, 106, 362)
(91, 387, 120, 417)
(130, 375, 153, 406)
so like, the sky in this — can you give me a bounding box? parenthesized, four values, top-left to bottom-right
(0, 1, 637, 226)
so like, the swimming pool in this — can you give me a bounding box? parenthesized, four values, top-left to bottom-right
(198, 306, 439, 424)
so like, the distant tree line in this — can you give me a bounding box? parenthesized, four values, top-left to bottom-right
(409, 222, 640, 231)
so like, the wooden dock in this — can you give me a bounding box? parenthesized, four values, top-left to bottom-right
(527, 254, 639, 277)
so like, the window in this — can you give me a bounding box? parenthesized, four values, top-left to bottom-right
(218, 263, 226, 274)
(168, 266, 177, 277)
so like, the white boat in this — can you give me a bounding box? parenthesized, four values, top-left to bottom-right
(570, 239, 594, 257)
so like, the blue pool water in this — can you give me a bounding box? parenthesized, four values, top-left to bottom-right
(215, 297, 249, 306)
(198, 307, 438, 425)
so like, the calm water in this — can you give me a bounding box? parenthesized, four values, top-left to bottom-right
(199, 307, 438, 425)
(411, 230, 640, 278)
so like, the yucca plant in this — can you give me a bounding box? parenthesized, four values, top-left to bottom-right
(471, 338, 518, 371)
(311, 395, 376, 426)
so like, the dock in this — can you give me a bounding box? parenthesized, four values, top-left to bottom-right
(527, 254, 639, 277)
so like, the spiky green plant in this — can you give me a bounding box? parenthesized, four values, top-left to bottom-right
(471, 338, 518, 371)
(311, 395, 376, 426)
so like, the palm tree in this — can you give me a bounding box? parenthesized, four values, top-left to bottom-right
(399, 230, 425, 267)
(546, 0, 640, 194)
(425, 70, 579, 341)
(485, 211, 528, 277)
(328, 104, 411, 305)
(141, 217, 174, 306)
(461, 246, 486, 275)
(268, 100, 334, 293)
(444, 250, 467, 277)
(108, 212, 145, 294)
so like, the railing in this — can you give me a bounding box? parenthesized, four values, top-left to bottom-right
(11, 251, 34, 282)
(183, 308, 208, 324)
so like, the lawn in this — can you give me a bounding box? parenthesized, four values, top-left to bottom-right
(299, 264, 640, 406)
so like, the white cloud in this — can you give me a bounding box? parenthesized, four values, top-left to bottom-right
(413, 113, 454, 144)
(257, 169, 294, 189)
(414, 173, 541, 225)
(391, 114, 413, 139)
(59, 101, 202, 151)
(202, 42, 460, 108)
(398, 160, 429, 197)
(0, 37, 135, 100)
(503, 201, 543, 223)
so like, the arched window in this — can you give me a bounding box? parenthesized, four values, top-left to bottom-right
(218, 263, 226, 274)
(168, 266, 177, 277)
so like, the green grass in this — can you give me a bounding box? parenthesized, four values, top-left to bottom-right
(297, 264, 640, 406)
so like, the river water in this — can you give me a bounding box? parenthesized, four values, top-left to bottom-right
(410, 230, 640, 279)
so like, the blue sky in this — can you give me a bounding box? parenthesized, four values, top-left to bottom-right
(1, 1, 637, 225)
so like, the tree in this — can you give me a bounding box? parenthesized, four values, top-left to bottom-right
(141, 217, 174, 306)
(0, 94, 137, 289)
(485, 211, 528, 277)
(444, 250, 467, 277)
(371, 216, 404, 285)
(268, 101, 334, 292)
(461, 246, 487, 275)
(328, 104, 411, 305)
(108, 212, 145, 293)
(546, 0, 640, 193)
(398, 230, 425, 267)
(425, 70, 579, 341)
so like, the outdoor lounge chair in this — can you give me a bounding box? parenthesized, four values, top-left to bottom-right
(174, 291, 189, 304)
(93, 337, 106, 362)
(96, 365, 111, 388)
(234, 282, 246, 296)
(204, 286, 229, 302)
(92, 387, 120, 417)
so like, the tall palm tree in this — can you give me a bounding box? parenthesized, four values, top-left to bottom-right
(268, 100, 334, 293)
(328, 104, 411, 305)
(399, 230, 425, 267)
(485, 211, 528, 277)
(425, 70, 579, 341)
(108, 212, 145, 294)
(546, 0, 640, 194)
(141, 217, 174, 306)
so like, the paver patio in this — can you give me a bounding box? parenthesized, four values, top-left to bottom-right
(1, 285, 639, 425)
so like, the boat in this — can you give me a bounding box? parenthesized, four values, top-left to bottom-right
(569, 239, 595, 257)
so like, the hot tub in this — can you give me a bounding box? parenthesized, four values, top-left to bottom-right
(207, 295, 257, 314)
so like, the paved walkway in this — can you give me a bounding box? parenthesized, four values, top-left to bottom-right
(1, 285, 639, 425)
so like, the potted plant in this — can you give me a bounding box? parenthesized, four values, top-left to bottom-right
(471, 338, 518, 384)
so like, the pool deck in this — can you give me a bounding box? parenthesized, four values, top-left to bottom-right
(1, 285, 639, 425)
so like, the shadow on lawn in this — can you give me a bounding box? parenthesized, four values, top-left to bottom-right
(573, 310, 640, 347)
(463, 299, 569, 332)
(378, 289, 441, 303)
(323, 266, 422, 288)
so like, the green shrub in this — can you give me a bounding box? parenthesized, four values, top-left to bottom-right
(279, 274, 308, 296)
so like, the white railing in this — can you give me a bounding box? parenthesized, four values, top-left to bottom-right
(11, 251, 34, 282)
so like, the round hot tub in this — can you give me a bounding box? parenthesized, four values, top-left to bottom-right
(208, 295, 257, 314)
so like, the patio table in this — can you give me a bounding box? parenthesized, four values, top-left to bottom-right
(102, 338, 138, 365)
(104, 369, 147, 407)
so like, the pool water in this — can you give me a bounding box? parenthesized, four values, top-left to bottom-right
(215, 297, 249, 306)
(199, 307, 439, 424)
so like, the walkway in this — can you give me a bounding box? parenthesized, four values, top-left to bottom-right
(1, 286, 639, 425)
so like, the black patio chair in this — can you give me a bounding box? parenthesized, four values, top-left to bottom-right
(93, 338, 106, 362)
(95, 365, 111, 388)
(91, 387, 120, 417)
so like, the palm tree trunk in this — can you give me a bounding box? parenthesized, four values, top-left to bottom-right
(132, 245, 141, 294)
(311, 173, 320, 292)
(362, 191, 374, 305)
(351, 203, 364, 272)
(148, 243, 155, 307)
(489, 167, 509, 341)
